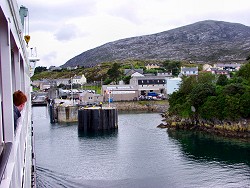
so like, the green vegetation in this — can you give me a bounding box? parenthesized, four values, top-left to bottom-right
(32, 59, 191, 84)
(34, 66, 47, 74)
(106, 62, 122, 84)
(162, 60, 181, 76)
(168, 61, 250, 123)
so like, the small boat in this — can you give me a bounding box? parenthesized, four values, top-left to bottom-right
(32, 95, 48, 106)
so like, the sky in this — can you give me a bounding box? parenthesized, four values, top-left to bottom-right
(17, 0, 250, 68)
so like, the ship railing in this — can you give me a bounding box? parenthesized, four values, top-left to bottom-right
(0, 142, 12, 183)
(0, 106, 33, 188)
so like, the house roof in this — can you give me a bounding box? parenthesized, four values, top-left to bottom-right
(181, 67, 198, 72)
(73, 76, 81, 79)
(215, 63, 242, 68)
(131, 72, 144, 77)
(124, 69, 143, 76)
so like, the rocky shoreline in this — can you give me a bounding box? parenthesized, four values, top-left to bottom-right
(157, 116, 250, 140)
(104, 101, 250, 140)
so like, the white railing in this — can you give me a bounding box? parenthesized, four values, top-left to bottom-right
(0, 104, 33, 188)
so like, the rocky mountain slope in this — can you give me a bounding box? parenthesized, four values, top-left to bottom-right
(62, 20, 250, 68)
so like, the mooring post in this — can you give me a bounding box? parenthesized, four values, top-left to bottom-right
(78, 107, 118, 133)
(49, 99, 55, 123)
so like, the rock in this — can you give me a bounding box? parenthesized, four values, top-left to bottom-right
(157, 123, 168, 128)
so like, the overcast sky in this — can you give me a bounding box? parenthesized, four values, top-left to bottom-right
(18, 0, 250, 68)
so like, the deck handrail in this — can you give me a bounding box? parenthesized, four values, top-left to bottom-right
(0, 142, 12, 183)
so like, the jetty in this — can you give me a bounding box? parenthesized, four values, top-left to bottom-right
(78, 107, 118, 132)
(48, 99, 118, 133)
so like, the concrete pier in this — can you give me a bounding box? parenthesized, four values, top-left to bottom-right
(57, 106, 78, 122)
(78, 107, 118, 132)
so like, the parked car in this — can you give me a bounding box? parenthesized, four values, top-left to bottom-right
(147, 92, 158, 97)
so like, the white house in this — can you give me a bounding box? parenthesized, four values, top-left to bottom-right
(55, 78, 70, 86)
(203, 64, 213, 71)
(214, 63, 242, 71)
(145, 64, 160, 70)
(72, 74, 87, 85)
(180, 67, 198, 76)
(131, 72, 144, 77)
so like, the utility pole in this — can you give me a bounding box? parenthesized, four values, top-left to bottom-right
(71, 77, 73, 105)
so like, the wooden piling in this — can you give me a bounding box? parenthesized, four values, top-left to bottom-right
(78, 107, 118, 132)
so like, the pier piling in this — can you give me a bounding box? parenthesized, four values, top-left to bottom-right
(78, 107, 118, 132)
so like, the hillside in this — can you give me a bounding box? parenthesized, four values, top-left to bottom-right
(62, 20, 250, 68)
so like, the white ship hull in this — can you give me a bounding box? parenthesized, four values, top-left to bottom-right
(0, 0, 35, 187)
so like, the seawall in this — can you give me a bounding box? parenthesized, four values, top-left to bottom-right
(104, 101, 169, 113)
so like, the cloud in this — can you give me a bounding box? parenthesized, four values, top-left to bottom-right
(54, 24, 80, 41)
(20, 0, 96, 33)
(22, 0, 95, 21)
(100, 1, 142, 24)
(42, 51, 58, 68)
(18, 0, 250, 68)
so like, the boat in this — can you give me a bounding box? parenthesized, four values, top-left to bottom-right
(0, 0, 38, 187)
(32, 95, 48, 106)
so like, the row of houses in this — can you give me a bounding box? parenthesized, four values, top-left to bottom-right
(34, 63, 243, 103)
(101, 63, 243, 102)
(202, 63, 242, 78)
(102, 70, 177, 101)
(32, 74, 87, 90)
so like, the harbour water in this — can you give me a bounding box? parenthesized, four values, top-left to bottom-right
(33, 106, 250, 188)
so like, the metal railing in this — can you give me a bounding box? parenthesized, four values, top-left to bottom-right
(0, 142, 12, 183)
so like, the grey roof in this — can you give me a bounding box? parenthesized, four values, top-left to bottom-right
(216, 63, 242, 68)
(181, 67, 198, 72)
(124, 69, 143, 75)
(74, 76, 82, 79)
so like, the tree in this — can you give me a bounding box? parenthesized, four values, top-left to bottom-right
(246, 54, 250, 61)
(123, 75, 131, 84)
(216, 74, 228, 86)
(223, 95, 241, 120)
(34, 66, 47, 74)
(107, 63, 122, 84)
(189, 83, 216, 108)
(237, 62, 250, 83)
(240, 91, 250, 118)
(199, 96, 221, 121)
(223, 83, 245, 96)
(162, 60, 181, 76)
(197, 72, 216, 84)
(178, 76, 197, 95)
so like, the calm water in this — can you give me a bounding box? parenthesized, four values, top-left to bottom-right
(32, 106, 250, 188)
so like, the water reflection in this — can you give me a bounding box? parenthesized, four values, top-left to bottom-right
(167, 129, 250, 166)
(78, 129, 118, 138)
